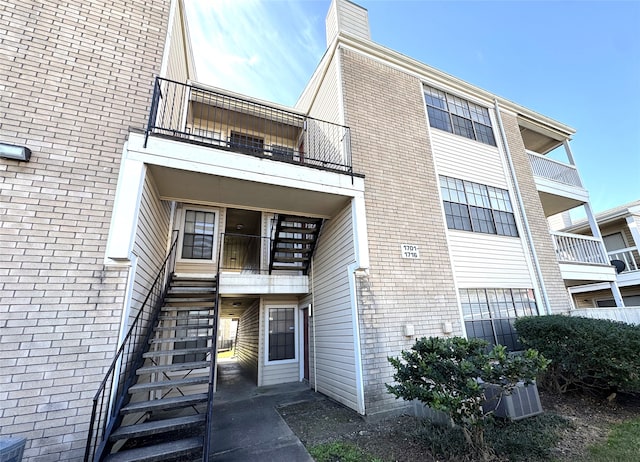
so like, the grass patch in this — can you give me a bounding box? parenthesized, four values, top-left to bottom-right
(588, 417, 640, 461)
(413, 413, 571, 461)
(309, 442, 383, 462)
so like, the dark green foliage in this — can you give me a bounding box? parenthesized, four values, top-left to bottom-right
(414, 413, 570, 462)
(309, 442, 382, 462)
(386, 336, 548, 455)
(514, 315, 640, 394)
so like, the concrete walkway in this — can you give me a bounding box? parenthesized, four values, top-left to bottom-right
(208, 358, 319, 461)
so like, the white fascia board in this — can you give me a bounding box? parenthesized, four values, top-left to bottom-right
(218, 274, 309, 295)
(559, 262, 617, 283)
(335, 33, 575, 137)
(105, 150, 146, 262)
(127, 133, 364, 198)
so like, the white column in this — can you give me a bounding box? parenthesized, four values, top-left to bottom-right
(105, 152, 146, 261)
(610, 282, 625, 308)
(626, 214, 640, 249)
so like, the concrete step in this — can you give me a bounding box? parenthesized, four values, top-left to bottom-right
(128, 376, 209, 394)
(143, 347, 211, 359)
(120, 393, 208, 415)
(136, 361, 210, 375)
(109, 414, 206, 441)
(104, 437, 203, 462)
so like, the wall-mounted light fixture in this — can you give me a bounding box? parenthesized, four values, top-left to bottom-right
(0, 142, 31, 162)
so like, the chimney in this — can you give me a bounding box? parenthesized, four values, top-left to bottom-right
(326, 0, 371, 47)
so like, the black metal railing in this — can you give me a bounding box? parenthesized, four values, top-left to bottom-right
(220, 233, 272, 274)
(144, 77, 353, 175)
(84, 231, 179, 462)
(203, 245, 223, 460)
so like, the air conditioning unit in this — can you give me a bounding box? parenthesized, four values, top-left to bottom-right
(482, 382, 543, 420)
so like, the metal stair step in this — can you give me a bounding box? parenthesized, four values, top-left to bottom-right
(275, 238, 315, 244)
(109, 415, 206, 441)
(137, 361, 210, 375)
(128, 376, 209, 394)
(280, 217, 322, 224)
(154, 325, 214, 333)
(103, 437, 203, 462)
(171, 278, 216, 285)
(159, 314, 216, 322)
(143, 347, 211, 359)
(121, 393, 208, 415)
(271, 257, 308, 263)
(167, 287, 216, 295)
(149, 335, 212, 345)
(271, 264, 305, 270)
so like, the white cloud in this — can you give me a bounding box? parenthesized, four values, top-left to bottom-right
(184, 0, 326, 106)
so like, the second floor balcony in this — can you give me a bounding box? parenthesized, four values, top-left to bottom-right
(527, 151, 589, 215)
(551, 231, 616, 284)
(145, 77, 353, 176)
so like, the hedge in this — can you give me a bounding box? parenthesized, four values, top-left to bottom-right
(514, 315, 640, 394)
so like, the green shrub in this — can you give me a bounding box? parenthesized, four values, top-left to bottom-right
(386, 336, 548, 455)
(514, 315, 640, 394)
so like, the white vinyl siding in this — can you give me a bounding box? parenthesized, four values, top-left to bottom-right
(448, 232, 534, 288)
(235, 300, 259, 382)
(130, 173, 172, 323)
(431, 129, 507, 188)
(334, 0, 370, 41)
(163, 5, 190, 82)
(308, 204, 359, 410)
(308, 54, 341, 124)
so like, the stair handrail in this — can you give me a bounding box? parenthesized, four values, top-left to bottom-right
(84, 230, 180, 462)
(202, 236, 223, 461)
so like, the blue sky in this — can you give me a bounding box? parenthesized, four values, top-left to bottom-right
(184, 0, 639, 214)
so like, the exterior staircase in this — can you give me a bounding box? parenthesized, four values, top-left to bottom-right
(269, 214, 323, 274)
(103, 276, 218, 462)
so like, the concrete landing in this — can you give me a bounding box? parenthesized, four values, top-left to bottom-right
(208, 358, 319, 461)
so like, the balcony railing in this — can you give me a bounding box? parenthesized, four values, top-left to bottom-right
(527, 151, 583, 188)
(551, 231, 609, 265)
(608, 246, 640, 273)
(145, 77, 353, 175)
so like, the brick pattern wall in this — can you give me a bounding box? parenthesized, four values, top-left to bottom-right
(499, 111, 572, 314)
(339, 49, 461, 416)
(0, 1, 170, 460)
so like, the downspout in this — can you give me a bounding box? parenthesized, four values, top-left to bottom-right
(494, 99, 552, 315)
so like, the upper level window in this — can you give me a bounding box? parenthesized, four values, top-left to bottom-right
(440, 176, 518, 237)
(424, 86, 496, 146)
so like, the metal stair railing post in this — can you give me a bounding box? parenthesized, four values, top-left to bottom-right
(84, 231, 179, 462)
(202, 233, 223, 461)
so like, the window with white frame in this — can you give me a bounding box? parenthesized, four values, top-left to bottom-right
(440, 176, 519, 237)
(460, 288, 538, 351)
(267, 307, 296, 362)
(424, 86, 496, 146)
(181, 209, 216, 260)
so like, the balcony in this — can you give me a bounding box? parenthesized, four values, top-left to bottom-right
(527, 151, 588, 215)
(551, 231, 616, 284)
(608, 246, 640, 274)
(145, 77, 353, 176)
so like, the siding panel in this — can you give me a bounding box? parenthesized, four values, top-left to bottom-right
(235, 300, 259, 382)
(308, 203, 359, 410)
(431, 130, 508, 188)
(448, 232, 533, 288)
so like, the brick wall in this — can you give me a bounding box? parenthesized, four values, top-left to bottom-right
(499, 111, 573, 314)
(0, 1, 170, 460)
(339, 48, 461, 416)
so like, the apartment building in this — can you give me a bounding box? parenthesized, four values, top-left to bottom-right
(0, 0, 622, 460)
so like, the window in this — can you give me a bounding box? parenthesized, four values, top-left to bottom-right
(267, 307, 296, 362)
(460, 288, 538, 351)
(270, 144, 295, 161)
(229, 132, 264, 155)
(424, 86, 496, 146)
(181, 209, 216, 260)
(440, 176, 518, 237)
